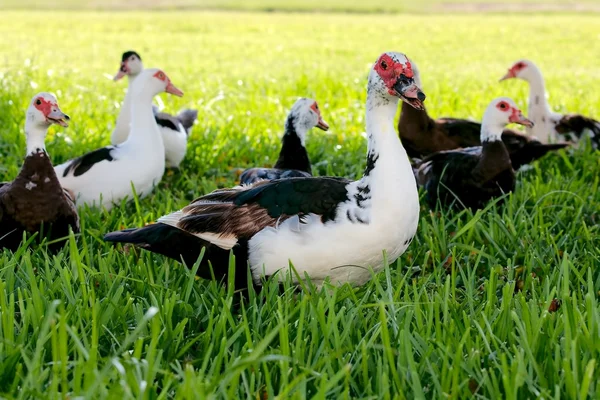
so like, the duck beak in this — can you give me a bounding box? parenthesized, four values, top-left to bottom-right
(166, 81, 184, 97)
(393, 77, 426, 110)
(47, 107, 70, 127)
(510, 112, 534, 128)
(499, 70, 515, 82)
(114, 63, 127, 81)
(113, 70, 126, 81)
(316, 116, 329, 131)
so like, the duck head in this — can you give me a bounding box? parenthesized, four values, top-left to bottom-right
(132, 68, 184, 97)
(499, 59, 540, 82)
(484, 97, 534, 130)
(290, 98, 329, 130)
(369, 52, 426, 110)
(114, 50, 144, 81)
(26, 92, 70, 128)
(285, 98, 329, 146)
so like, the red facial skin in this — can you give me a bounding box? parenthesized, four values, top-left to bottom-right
(310, 101, 329, 130)
(496, 101, 525, 123)
(153, 70, 167, 81)
(34, 97, 55, 117)
(153, 70, 184, 97)
(309, 102, 320, 117)
(373, 54, 414, 95)
(506, 61, 527, 79)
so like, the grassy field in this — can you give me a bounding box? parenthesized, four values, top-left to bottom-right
(2, 0, 600, 12)
(1, 10, 600, 399)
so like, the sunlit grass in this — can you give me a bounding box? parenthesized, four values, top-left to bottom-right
(0, 11, 599, 398)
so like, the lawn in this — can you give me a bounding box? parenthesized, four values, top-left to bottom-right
(0, 10, 600, 399)
(2, 0, 600, 12)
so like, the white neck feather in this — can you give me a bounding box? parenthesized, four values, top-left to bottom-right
(113, 74, 139, 141)
(363, 95, 415, 193)
(124, 85, 164, 153)
(480, 123, 503, 142)
(526, 69, 551, 113)
(24, 119, 48, 155)
(524, 67, 557, 141)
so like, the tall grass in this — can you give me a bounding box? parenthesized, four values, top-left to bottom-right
(0, 11, 599, 398)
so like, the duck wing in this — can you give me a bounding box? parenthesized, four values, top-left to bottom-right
(554, 114, 600, 145)
(239, 167, 312, 185)
(104, 176, 350, 252)
(154, 109, 198, 136)
(436, 117, 482, 147)
(57, 146, 117, 178)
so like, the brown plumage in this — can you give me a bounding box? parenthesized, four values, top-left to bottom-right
(0, 150, 79, 252)
(398, 102, 570, 170)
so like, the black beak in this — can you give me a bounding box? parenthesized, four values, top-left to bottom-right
(393, 75, 426, 110)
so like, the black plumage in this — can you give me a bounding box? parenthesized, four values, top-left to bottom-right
(554, 114, 600, 148)
(399, 102, 570, 169)
(240, 110, 314, 185)
(415, 140, 515, 210)
(154, 109, 198, 136)
(61, 147, 115, 178)
(104, 177, 350, 287)
(121, 51, 141, 62)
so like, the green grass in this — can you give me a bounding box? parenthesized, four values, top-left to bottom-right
(1, 10, 600, 399)
(1, 0, 600, 12)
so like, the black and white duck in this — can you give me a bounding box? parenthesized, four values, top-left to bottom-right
(414, 97, 534, 210)
(55, 68, 183, 211)
(500, 59, 600, 147)
(0, 93, 79, 252)
(104, 51, 425, 289)
(113, 51, 198, 168)
(239, 97, 329, 185)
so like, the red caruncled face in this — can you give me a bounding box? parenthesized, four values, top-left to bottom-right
(496, 100, 521, 121)
(374, 54, 414, 95)
(34, 97, 55, 117)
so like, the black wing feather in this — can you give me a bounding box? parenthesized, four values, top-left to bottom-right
(62, 147, 115, 177)
(239, 168, 311, 186)
(233, 177, 349, 221)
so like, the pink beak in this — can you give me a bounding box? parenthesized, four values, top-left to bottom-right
(509, 112, 534, 128)
(166, 81, 184, 97)
(316, 116, 329, 131)
(113, 69, 127, 81)
(499, 70, 515, 82)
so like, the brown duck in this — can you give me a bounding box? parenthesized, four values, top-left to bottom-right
(399, 61, 569, 170)
(413, 97, 534, 210)
(0, 92, 79, 252)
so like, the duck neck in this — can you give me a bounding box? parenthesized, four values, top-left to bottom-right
(480, 122, 504, 143)
(362, 93, 413, 188)
(24, 120, 49, 156)
(526, 69, 549, 112)
(126, 86, 164, 152)
(274, 115, 311, 173)
(113, 73, 139, 139)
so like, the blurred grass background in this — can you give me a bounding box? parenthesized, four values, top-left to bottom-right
(1, 0, 599, 12)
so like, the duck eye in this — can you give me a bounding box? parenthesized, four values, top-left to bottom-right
(380, 60, 388, 70)
(499, 102, 507, 109)
(314, 103, 319, 110)
(35, 99, 42, 105)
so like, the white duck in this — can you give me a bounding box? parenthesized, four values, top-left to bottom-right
(113, 51, 197, 168)
(104, 51, 425, 289)
(500, 59, 600, 146)
(55, 68, 183, 210)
